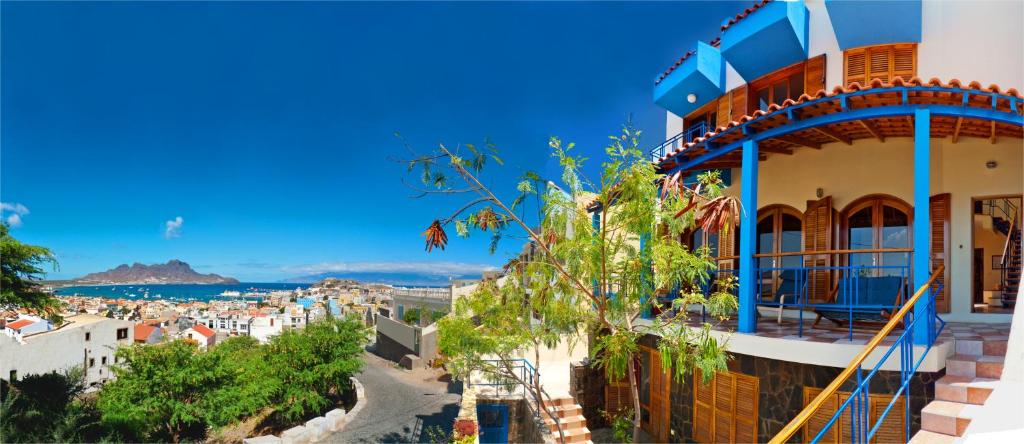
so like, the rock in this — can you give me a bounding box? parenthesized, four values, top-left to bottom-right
(325, 409, 347, 431)
(280, 425, 309, 444)
(305, 417, 328, 442)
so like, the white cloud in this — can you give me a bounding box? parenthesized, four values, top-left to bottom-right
(284, 261, 498, 277)
(164, 216, 184, 239)
(1, 202, 29, 227)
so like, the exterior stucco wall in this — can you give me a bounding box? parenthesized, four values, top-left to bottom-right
(0, 315, 133, 386)
(718, 136, 1022, 322)
(918, 0, 1024, 90)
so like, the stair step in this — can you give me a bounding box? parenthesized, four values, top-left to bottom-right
(548, 404, 582, 417)
(542, 397, 577, 408)
(554, 426, 591, 444)
(909, 430, 958, 444)
(545, 414, 586, 431)
(934, 375, 998, 405)
(983, 339, 1008, 356)
(945, 354, 1005, 378)
(921, 400, 976, 436)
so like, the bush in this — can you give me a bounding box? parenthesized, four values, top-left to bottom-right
(0, 368, 112, 443)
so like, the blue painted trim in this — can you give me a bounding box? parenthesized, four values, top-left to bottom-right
(654, 41, 727, 117)
(912, 108, 931, 346)
(738, 139, 758, 334)
(720, 0, 809, 81)
(661, 86, 1024, 175)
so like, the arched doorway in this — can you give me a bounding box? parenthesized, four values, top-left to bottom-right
(841, 195, 913, 278)
(757, 205, 803, 300)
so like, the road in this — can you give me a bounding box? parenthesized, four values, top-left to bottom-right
(326, 352, 463, 443)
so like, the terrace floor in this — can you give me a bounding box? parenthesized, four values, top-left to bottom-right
(677, 311, 1012, 347)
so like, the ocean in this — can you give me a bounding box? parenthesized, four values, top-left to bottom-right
(54, 283, 307, 303)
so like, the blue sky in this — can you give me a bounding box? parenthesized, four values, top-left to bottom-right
(1, 1, 743, 282)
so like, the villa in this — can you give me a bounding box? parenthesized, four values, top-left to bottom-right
(574, 1, 1021, 443)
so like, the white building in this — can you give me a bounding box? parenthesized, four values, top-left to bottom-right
(248, 315, 283, 343)
(3, 315, 52, 340)
(181, 323, 216, 350)
(0, 314, 132, 387)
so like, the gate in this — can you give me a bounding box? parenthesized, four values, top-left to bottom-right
(476, 403, 509, 443)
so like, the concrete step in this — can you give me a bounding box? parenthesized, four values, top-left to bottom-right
(982, 339, 1008, 356)
(545, 414, 586, 432)
(921, 400, 975, 436)
(548, 404, 582, 418)
(554, 426, 591, 444)
(945, 354, 1004, 379)
(934, 375, 998, 405)
(909, 429, 958, 444)
(954, 339, 1009, 356)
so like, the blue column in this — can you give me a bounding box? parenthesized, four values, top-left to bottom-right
(738, 139, 759, 333)
(913, 109, 931, 345)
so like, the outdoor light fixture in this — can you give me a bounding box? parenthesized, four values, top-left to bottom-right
(816, 188, 824, 198)
(687, 93, 697, 103)
(986, 160, 998, 169)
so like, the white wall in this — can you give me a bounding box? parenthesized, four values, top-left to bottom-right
(0, 315, 133, 386)
(806, 0, 843, 89)
(919, 0, 1024, 89)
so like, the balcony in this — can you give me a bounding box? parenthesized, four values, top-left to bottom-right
(653, 41, 726, 118)
(825, 0, 921, 50)
(649, 120, 707, 162)
(719, 0, 809, 81)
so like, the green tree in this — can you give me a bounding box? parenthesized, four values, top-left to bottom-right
(98, 340, 267, 442)
(264, 315, 368, 423)
(0, 367, 109, 443)
(401, 125, 737, 442)
(0, 223, 60, 315)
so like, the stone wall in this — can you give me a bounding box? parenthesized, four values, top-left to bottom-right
(244, 377, 366, 444)
(570, 359, 608, 429)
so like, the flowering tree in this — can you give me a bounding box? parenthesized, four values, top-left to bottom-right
(401, 125, 738, 442)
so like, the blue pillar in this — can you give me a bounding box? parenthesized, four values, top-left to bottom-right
(738, 139, 759, 333)
(913, 109, 931, 345)
(592, 210, 601, 298)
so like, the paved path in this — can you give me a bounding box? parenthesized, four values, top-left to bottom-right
(327, 352, 462, 443)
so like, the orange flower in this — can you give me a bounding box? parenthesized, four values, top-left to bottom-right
(422, 220, 448, 252)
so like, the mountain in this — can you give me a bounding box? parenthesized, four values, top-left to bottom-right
(279, 271, 474, 287)
(75, 260, 239, 285)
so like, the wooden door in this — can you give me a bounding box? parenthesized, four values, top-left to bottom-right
(693, 370, 759, 444)
(931, 193, 951, 312)
(973, 249, 985, 304)
(804, 197, 834, 303)
(639, 346, 671, 442)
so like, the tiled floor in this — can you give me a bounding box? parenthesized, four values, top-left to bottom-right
(678, 311, 1012, 346)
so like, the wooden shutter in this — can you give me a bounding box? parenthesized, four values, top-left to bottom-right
(844, 48, 867, 87)
(868, 48, 892, 84)
(648, 348, 671, 443)
(718, 228, 736, 271)
(892, 44, 917, 83)
(713, 372, 735, 443)
(733, 373, 759, 443)
(717, 95, 732, 129)
(605, 374, 632, 415)
(804, 54, 827, 95)
(730, 85, 748, 121)
(870, 394, 907, 443)
(693, 370, 715, 443)
(804, 197, 834, 303)
(803, 387, 840, 443)
(930, 193, 951, 313)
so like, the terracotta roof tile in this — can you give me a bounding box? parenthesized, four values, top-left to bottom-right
(721, 0, 773, 32)
(191, 323, 215, 338)
(656, 77, 1024, 163)
(134, 324, 157, 341)
(6, 319, 34, 330)
(655, 1, 770, 85)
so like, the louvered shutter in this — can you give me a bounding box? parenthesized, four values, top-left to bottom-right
(693, 370, 715, 443)
(930, 193, 951, 313)
(892, 44, 917, 83)
(803, 387, 840, 443)
(717, 95, 732, 129)
(733, 373, 759, 443)
(868, 47, 892, 84)
(804, 197, 834, 303)
(804, 54, 826, 95)
(730, 85, 747, 122)
(605, 374, 632, 415)
(649, 350, 671, 443)
(718, 228, 736, 272)
(844, 48, 867, 87)
(870, 394, 906, 443)
(713, 372, 735, 443)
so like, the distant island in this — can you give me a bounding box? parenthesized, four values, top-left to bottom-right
(73, 259, 239, 285)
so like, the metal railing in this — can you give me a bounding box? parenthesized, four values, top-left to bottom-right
(650, 121, 707, 162)
(471, 358, 538, 398)
(769, 265, 946, 444)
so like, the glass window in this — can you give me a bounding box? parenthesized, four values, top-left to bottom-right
(881, 206, 910, 276)
(780, 214, 803, 269)
(788, 73, 804, 101)
(849, 206, 874, 271)
(757, 88, 771, 111)
(757, 218, 775, 271)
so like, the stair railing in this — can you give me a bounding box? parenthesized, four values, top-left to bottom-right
(1000, 210, 1018, 272)
(769, 265, 945, 444)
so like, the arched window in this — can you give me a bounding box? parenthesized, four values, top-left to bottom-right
(757, 205, 803, 299)
(842, 195, 912, 277)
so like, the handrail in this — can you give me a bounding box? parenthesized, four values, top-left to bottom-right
(712, 247, 913, 261)
(768, 265, 945, 444)
(1001, 210, 1018, 268)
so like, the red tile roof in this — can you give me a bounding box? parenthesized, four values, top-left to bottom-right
(6, 319, 34, 330)
(655, 1, 768, 85)
(658, 77, 1024, 163)
(191, 323, 215, 338)
(134, 324, 157, 341)
(721, 0, 772, 32)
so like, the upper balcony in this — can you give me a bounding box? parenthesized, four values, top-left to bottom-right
(719, 0, 809, 81)
(653, 41, 726, 118)
(825, 0, 921, 50)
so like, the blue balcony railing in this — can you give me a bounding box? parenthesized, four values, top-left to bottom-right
(471, 358, 538, 397)
(650, 121, 707, 162)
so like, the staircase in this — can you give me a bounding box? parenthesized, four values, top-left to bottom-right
(542, 397, 592, 444)
(1001, 227, 1020, 307)
(910, 337, 1009, 443)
